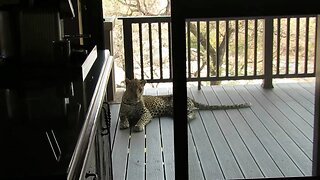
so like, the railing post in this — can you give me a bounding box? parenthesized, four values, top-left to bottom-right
(104, 17, 116, 101)
(262, 17, 274, 89)
(122, 19, 134, 80)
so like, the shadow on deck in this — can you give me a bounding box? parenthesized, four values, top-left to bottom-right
(110, 81, 315, 180)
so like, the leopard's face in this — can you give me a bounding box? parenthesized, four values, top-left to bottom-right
(122, 78, 147, 105)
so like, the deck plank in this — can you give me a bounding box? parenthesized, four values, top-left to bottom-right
(157, 88, 175, 180)
(254, 84, 313, 141)
(272, 84, 314, 126)
(189, 87, 245, 179)
(145, 88, 165, 180)
(234, 85, 309, 176)
(187, 89, 225, 179)
(228, 85, 303, 177)
(111, 95, 130, 180)
(288, 83, 315, 104)
(205, 86, 264, 178)
(277, 83, 314, 105)
(146, 119, 165, 180)
(221, 85, 284, 178)
(188, 127, 205, 180)
(247, 85, 313, 160)
(298, 81, 315, 95)
(276, 83, 314, 114)
(110, 103, 121, 150)
(243, 85, 312, 175)
(112, 127, 130, 180)
(126, 130, 146, 180)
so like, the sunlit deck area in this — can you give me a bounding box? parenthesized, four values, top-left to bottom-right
(110, 80, 315, 180)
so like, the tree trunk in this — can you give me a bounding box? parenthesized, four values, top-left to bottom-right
(188, 23, 234, 85)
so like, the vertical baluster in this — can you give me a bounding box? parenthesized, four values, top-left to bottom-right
(187, 21, 191, 79)
(197, 21, 201, 89)
(225, 20, 229, 77)
(139, 23, 144, 79)
(206, 20, 210, 78)
(276, 18, 281, 75)
(313, 16, 318, 74)
(286, 17, 290, 75)
(244, 19, 248, 77)
(168, 21, 172, 79)
(295, 17, 300, 75)
(305, 17, 310, 74)
(158, 22, 163, 79)
(148, 22, 153, 80)
(216, 21, 220, 77)
(254, 19, 258, 76)
(233, 20, 238, 77)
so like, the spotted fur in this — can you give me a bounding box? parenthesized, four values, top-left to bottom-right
(119, 79, 251, 132)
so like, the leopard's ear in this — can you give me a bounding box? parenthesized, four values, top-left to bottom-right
(140, 80, 147, 86)
(125, 78, 131, 85)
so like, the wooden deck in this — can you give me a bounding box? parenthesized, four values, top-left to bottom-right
(110, 81, 315, 180)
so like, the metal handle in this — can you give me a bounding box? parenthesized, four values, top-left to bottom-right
(85, 172, 98, 180)
(45, 130, 62, 162)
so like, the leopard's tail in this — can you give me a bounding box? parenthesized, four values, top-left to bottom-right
(192, 100, 251, 110)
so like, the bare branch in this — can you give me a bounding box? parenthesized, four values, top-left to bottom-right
(117, 0, 138, 8)
(116, 0, 167, 16)
(188, 22, 235, 81)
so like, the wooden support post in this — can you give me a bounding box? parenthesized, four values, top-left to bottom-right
(313, 15, 320, 176)
(171, 1, 189, 179)
(104, 17, 116, 101)
(123, 19, 134, 80)
(262, 17, 274, 89)
(104, 17, 115, 54)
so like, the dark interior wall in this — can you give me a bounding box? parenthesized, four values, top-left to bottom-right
(81, 0, 105, 50)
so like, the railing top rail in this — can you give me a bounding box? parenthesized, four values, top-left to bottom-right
(186, 14, 317, 21)
(118, 15, 171, 23)
(118, 14, 317, 23)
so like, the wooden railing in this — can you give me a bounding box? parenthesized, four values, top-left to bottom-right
(120, 15, 317, 87)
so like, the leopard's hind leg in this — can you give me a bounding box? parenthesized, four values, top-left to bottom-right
(187, 98, 197, 121)
(187, 110, 196, 121)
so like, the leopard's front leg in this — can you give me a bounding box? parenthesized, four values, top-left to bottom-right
(119, 114, 130, 129)
(133, 109, 152, 132)
(119, 104, 130, 129)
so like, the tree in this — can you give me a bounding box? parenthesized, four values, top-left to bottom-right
(103, 0, 235, 86)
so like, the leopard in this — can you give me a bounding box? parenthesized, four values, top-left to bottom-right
(119, 78, 251, 132)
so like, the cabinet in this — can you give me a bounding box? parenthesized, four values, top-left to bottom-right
(0, 1, 113, 179)
(0, 49, 114, 180)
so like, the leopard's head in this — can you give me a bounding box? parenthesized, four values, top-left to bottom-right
(122, 78, 147, 105)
